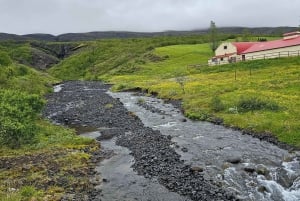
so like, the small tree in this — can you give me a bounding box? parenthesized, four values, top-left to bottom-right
(175, 72, 187, 94)
(209, 21, 219, 52)
(175, 76, 186, 94)
(242, 28, 251, 42)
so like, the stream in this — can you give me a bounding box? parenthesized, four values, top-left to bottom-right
(80, 131, 191, 201)
(49, 82, 300, 201)
(107, 91, 300, 201)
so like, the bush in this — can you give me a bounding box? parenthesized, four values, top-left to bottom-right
(0, 50, 12, 66)
(210, 96, 225, 112)
(0, 90, 45, 148)
(237, 96, 279, 112)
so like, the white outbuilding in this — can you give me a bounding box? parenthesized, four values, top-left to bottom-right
(208, 31, 300, 66)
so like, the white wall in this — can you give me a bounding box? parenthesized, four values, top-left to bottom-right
(243, 45, 300, 61)
(215, 42, 237, 56)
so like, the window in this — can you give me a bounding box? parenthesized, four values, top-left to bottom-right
(224, 45, 227, 50)
(220, 58, 224, 61)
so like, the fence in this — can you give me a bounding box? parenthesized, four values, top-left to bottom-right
(194, 49, 300, 67)
(238, 50, 300, 62)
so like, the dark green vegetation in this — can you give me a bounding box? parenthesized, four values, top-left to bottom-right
(0, 90, 44, 148)
(0, 41, 98, 200)
(0, 26, 297, 41)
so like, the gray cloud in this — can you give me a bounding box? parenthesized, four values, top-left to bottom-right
(0, 0, 299, 35)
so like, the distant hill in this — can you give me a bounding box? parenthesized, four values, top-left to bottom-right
(0, 27, 298, 42)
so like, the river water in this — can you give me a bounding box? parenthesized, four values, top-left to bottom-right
(53, 84, 300, 200)
(107, 91, 300, 201)
(80, 131, 191, 201)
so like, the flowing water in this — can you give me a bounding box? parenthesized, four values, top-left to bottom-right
(80, 131, 191, 201)
(108, 91, 300, 201)
(52, 84, 300, 200)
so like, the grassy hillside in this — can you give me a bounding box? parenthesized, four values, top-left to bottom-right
(0, 44, 98, 200)
(49, 35, 223, 80)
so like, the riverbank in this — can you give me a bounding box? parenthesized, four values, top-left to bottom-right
(122, 87, 297, 152)
(43, 81, 236, 200)
(109, 90, 300, 201)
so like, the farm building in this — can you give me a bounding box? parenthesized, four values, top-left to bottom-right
(208, 31, 300, 65)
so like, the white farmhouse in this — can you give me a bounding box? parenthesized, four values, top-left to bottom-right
(208, 31, 300, 66)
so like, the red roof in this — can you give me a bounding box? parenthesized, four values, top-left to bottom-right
(234, 36, 300, 54)
(232, 42, 258, 54)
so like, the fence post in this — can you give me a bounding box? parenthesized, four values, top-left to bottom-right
(235, 68, 237, 81)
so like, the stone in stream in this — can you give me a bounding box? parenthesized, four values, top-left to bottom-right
(226, 155, 242, 164)
(256, 164, 270, 176)
(243, 164, 256, 173)
(276, 167, 298, 188)
(190, 166, 204, 173)
(222, 162, 232, 170)
(180, 118, 187, 122)
(181, 147, 188, 152)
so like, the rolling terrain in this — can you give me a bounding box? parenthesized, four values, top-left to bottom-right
(0, 29, 299, 200)
(0, 26, 297, 41)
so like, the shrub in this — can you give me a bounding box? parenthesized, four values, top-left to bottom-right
(237, 96, 279, 112)
(0, 90, 45, 148)
(0, 50, 12, 66)
(210, 96, 225, 112)
(20, 186, 43, 200)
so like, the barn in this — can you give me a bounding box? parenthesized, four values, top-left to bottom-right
(208, 31, 300, 66)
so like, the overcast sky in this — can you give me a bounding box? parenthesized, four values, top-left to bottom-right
(0, 0, 299, 35)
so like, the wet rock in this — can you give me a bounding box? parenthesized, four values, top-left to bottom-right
(181, 147, 188, 152)
(276, 168, 297, 188)
(257, 185, 268, 193)
(97, 129, 124, 140)
(243, 164, 256, 173)
(226, 156, 242, 164)
(256, 164, 270, 176)
(222, 162, 232, 170)
(190, 166, 204, 173)
(180, 118, 187, 122)
(102, 178, 109, 182)
(209, 117, 223, 125)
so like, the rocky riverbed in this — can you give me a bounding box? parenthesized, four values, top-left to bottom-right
(43, 81, 236, 200)
(44, 81, 300, 201)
